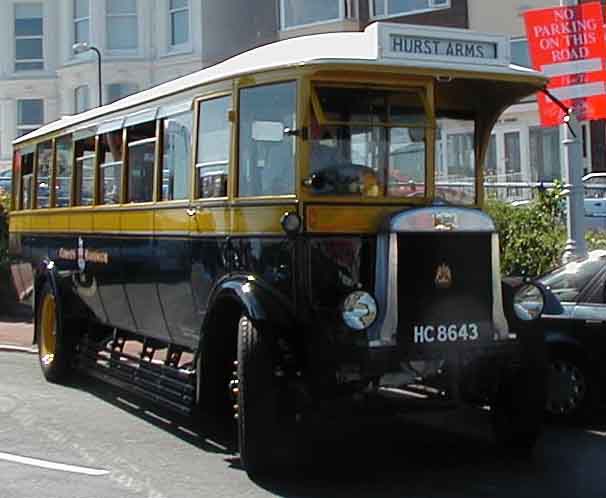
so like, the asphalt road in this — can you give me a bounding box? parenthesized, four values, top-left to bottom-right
(1, 351, 606, 498)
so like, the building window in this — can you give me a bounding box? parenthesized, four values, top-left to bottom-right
(75, 85, 90, 113)
(371, 0, 451, 18)
(17, 99, 44, 137)
(106, 0, 138, 50)
(106, 83, 138, 104)
(435, 118, 476, 205)
(169, 0, 189, 47)
(511, 38, 531, 68)
(280, 0, 346, 30)
(74, 0, 89, 44)
(504, 131, 521, 181)
(530, 126, 561, 182)
(15, 3, 44, 71)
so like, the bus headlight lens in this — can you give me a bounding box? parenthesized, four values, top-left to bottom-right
(342, 291, 377, 330)
(513, 284, 544, 321)
(281, 212, 301, 235)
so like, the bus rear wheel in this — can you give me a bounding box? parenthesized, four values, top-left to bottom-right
(36, 282, 76, 383)
(236, 315, 284, 476)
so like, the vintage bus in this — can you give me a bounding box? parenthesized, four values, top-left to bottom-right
(9, 23, 550, 475)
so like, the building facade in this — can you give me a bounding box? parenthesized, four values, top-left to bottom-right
(2, 0, 598, 192)
(469, 0, 606, 189)
(0, 0, 470, 172)
(0, 0, 204, 171)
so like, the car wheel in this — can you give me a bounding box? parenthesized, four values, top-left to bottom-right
(546, 352, 592, 422)
(36, 282, 77, 383)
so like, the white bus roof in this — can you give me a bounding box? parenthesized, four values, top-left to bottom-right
(14, 22, 544, 146)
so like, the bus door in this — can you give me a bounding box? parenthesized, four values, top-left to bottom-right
(155, 107, 198, 349)
(189, 95, 233, 341)
(91, 121, 138, 333)
(120, 114, 174, 343)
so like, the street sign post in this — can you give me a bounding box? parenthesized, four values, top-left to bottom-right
(524, 0, 594, 261)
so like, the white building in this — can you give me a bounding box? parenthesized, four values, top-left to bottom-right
(0, 0, 203, 171)
(469, 0, 595, 190)
(3, 0, 592, 194)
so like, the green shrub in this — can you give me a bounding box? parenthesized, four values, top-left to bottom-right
(586, 229, 606, 251)
(485, 183, 567, 277)
(486, 182, 606, 277)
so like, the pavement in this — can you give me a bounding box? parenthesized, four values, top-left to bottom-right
(0, 304, 36, 353)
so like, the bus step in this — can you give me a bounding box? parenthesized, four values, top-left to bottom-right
(78, 339, 196, 416)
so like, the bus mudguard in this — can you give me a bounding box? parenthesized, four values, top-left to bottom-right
(205, 275, 295, 335)
(32, 259, 62, 345)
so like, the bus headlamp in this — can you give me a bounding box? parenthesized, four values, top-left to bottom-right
(342, 291, 377, 331)
(513, 283, 544, 321)
(281, 212, 301, 235)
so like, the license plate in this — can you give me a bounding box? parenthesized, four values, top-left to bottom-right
(413, 323, 479, 344)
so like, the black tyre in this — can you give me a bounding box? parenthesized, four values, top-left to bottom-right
(36, 282, 77, 383)
(236, 315, 282, 476)
(197, 331, 236, 420)
(491, 361, 547, 453)
(546, 350, 593, 423)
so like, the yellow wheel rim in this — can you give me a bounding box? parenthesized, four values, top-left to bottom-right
(39, 294, 57, 366)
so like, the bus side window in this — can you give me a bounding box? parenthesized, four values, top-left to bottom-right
(162, 111, 192, 201)
(99, 130, 124, 205)
(20, 152, 34, 210)
(36, 141, 53, 209)
(196, 96, 230, 199)
(127, 121, 156, 203)
(238, 81, 296, 197)
(75, 136, 96, 206)
(55, 135, 73, 207)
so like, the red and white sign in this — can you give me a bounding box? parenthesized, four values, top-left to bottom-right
(524, 2, 606, 126)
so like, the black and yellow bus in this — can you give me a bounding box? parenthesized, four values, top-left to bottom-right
(10, 23, 551, 475)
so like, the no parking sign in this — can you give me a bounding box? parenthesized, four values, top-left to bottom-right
(524, 1, 606, 126)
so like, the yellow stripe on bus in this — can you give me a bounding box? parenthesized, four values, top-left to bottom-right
(8, 204, 294, 236)
(232, 205, 296, 234)
(154, 206, 190, 233)
(306, 205, 407, 233)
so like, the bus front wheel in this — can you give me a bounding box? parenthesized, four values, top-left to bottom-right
(36, 282, 77, 383)
(236, 315, 283, 476)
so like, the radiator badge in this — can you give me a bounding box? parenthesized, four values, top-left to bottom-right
(433, 212, 457, 231)
(434, 263, 453, 289)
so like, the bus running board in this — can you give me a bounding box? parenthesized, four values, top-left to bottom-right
(78, 335, 196, 416)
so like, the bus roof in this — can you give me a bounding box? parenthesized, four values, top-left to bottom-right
(14, 22, 545, 147)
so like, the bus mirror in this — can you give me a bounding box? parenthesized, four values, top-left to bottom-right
(303, 172, 325, 190)
(408, 127, 425, 143)
(252, 121, 285, 142)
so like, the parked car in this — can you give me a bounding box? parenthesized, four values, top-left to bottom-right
(0, 169, 11, 194)
(537, 250, 606, 421)
(583, 172, 606, 218)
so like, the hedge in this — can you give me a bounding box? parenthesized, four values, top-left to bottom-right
(485, 182, 606, 277)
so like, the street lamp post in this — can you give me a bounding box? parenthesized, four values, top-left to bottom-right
(72, 42, 103, 108)
(559, 0, 587, 263)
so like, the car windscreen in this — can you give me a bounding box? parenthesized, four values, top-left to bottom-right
(539, 253, 606, 302)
